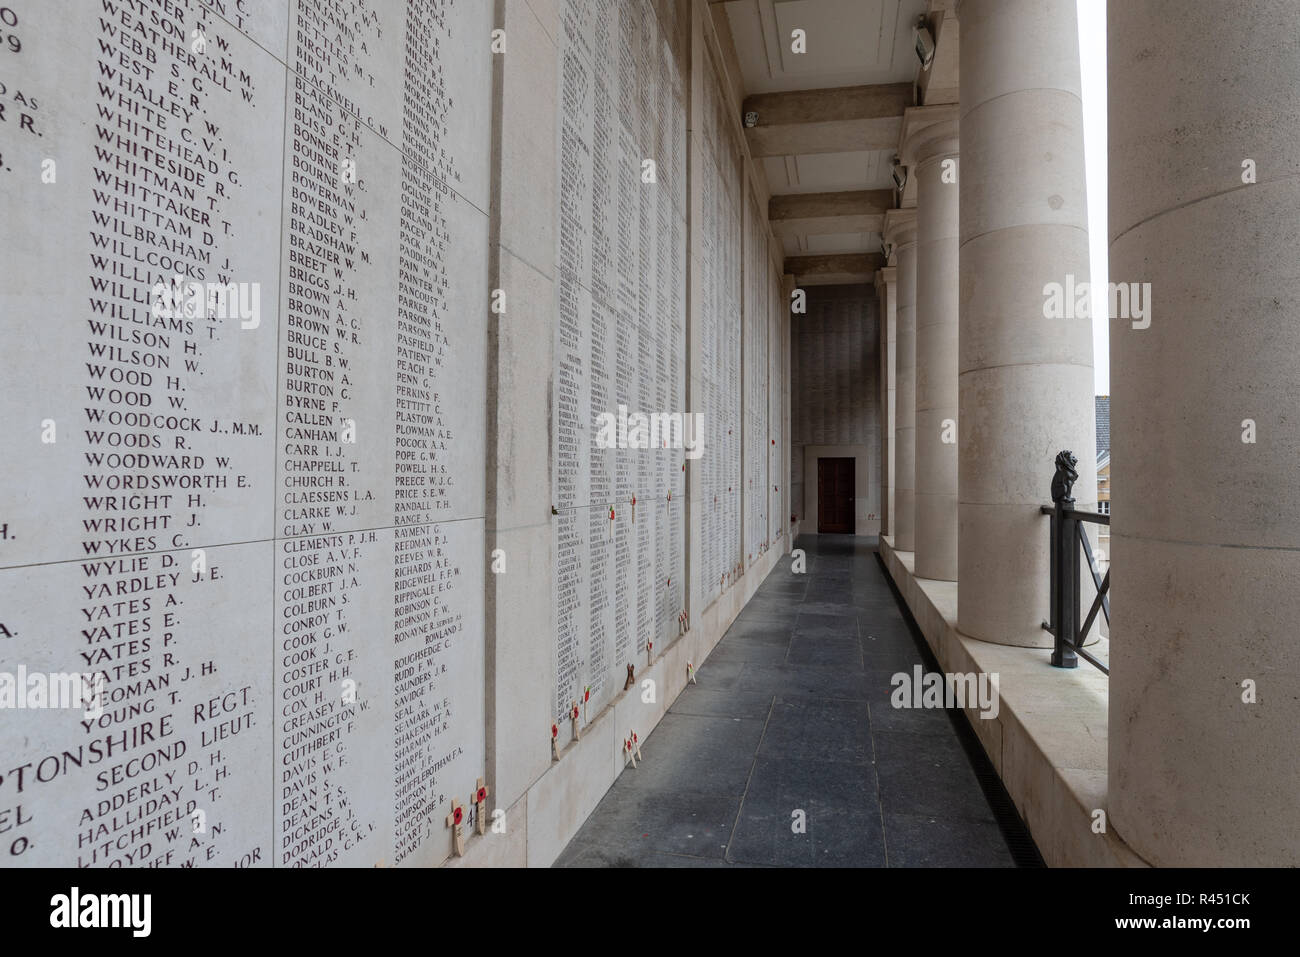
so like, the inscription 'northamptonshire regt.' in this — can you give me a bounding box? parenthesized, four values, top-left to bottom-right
(0, 0, 489, 868)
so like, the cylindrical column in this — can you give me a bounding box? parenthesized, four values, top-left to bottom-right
(956, 0, 1094, 645)
(1108, 1, 1300, 866)
(907, 109, 960, 581)
(875, 267, 897, 539)
(884, 210, 918, 552)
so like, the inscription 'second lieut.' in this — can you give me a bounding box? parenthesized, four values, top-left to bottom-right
(0, 0, 489, 868)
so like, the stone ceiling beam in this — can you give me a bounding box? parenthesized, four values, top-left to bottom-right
(786, 253, 883, 286)
(768, 189, 894, 238)
(742, 83, 912, 157)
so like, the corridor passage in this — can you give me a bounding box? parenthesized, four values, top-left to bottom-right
(555, 536, 1033, 867)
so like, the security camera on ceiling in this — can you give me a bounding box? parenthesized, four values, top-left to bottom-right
(891, 157, 907, 191)
(915, 18, 936, 70)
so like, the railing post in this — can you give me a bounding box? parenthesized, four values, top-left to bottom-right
(1049, 451, 1079, 668)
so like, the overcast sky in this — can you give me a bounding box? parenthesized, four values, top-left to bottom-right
(1077, 0, 1108, 395)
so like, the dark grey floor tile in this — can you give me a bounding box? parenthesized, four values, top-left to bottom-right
(612, 713, 764, 795)
(805, 592, 871, 609)
(883, 812, 1015, 867)
(803, 578, 854, 591)
(857, 616, 920, 639)
(689, 656, 745, 690)
(728, 803, 886, 868)
(740, 752, 880, 810)
(872, 725, 971, 762)
(761, 567, 807, 583)
(842, 593, 901, 610)
(737, 603, 800, 626)
(859, 617, 915, 643)
(865, 686, 959, 733)
(759, 695, 875, 763)
(805, 571, 854, 584)
(721, 617, 795, 642)
(796, 600, 857, 616)
(797, 608, 859, 626)
(670, 687, 774, 720)
(725, 752, 885, 866)
(873, 730, 996, 822)
(793, 614, 860, 640)
(786, 635, 863, 669)
(566, 788, 741, 859)
(704, 638, 791, 666)
(738, 663, 874, 700)
(859, 644, 925, 672)
(759, 581, 808, 597)
(851, 592, 908, 610)
(555, 841, 737, 868)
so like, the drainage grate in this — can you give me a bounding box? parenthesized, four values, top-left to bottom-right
(874, 551, 1046, 868)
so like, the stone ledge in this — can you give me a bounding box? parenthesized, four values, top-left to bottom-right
(878, 536, 1147, 868)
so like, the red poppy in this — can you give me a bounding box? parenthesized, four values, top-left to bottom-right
(453, 806, 463, 825)
(477, 787, 487, 803)
(551, 724, 557, 737)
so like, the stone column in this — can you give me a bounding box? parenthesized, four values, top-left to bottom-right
(883, 209, 918, 552)
(956, 0, 1094, 645)
(903, 106, 960, 581)
(875, 266, 897, 538)
(1107, 0, 1300, 866)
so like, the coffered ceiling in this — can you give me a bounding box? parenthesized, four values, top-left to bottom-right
(718, 0, 929, 272)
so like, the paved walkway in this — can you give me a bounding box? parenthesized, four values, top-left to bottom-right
(555, 535, 1032, 867)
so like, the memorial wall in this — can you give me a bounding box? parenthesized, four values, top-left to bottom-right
(742, 187, 768, 567)
(694, 42, 742, 609)
(768, 269, 786, 550)
(552, 0, 689, 734)
(550, 0, 787, 738)
(0, 0, 489, 868)
(0, 0, 789, 869)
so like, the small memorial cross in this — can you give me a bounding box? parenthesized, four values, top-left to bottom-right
(474, 779, 489, 836)
(445, 799, 465, 857)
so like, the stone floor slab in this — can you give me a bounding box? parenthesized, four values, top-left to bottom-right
(556, 536, 1028, 868)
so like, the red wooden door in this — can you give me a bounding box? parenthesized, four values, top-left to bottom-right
(817, 457, 855, 533)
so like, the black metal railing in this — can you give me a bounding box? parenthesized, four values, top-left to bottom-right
(1040, 450, 1110, 673)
